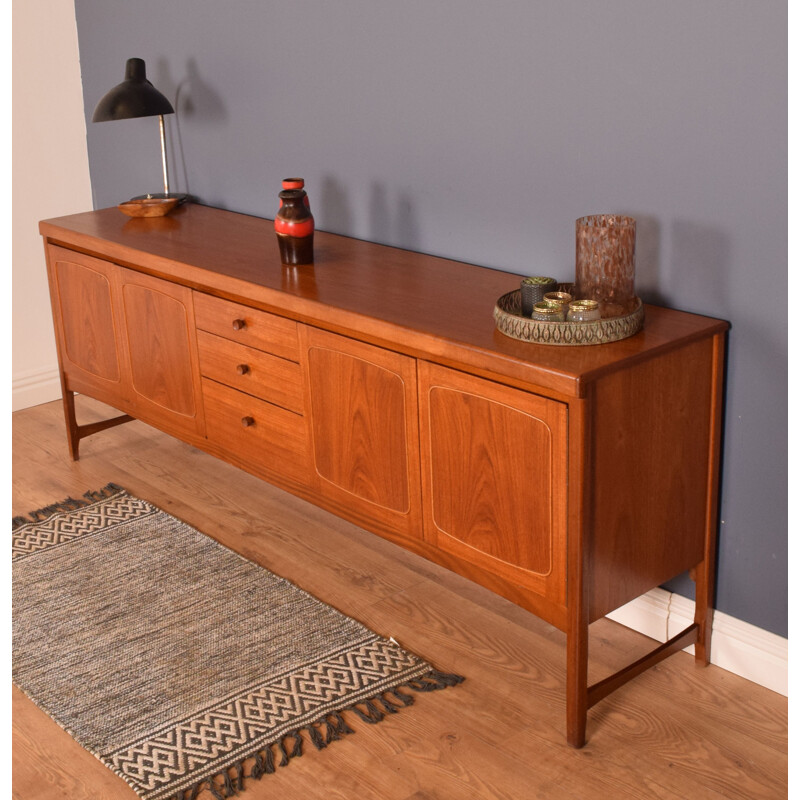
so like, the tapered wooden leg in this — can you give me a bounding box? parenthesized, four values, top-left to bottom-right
(566, 393, 592, 748)
(694, 331, 726, 665)
(566, 620, 589, 748)
(61, 388, 81, 461)
(59, 386, 135, 461)
(693, 559, 714, 665)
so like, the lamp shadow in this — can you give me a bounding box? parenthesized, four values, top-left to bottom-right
(153, 58, 228, 202)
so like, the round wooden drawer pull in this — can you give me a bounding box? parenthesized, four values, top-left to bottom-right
(232, 318, 247, 331)
(241, 416, 255, 428)
(236, 364, 250, 375)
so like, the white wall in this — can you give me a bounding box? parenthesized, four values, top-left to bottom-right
(12, 0, 92, 410)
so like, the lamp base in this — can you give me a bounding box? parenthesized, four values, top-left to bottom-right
(131, 192, 190, 204)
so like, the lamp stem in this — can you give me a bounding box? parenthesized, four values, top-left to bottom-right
(158, 114, 170, 195)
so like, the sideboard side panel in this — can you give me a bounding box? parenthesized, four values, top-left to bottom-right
(588, 337, 715, 620)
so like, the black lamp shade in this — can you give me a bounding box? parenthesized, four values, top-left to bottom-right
(92, 58, 174, 122)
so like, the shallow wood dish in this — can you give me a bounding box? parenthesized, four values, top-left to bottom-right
(118, 197, 179, 218)
(494, 286, 644, 346)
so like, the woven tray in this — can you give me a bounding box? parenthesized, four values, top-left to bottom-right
(494, 287, 644, 346)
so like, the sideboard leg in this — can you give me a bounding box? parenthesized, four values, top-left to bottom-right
(61, 389, 81, 461)
(694, 331, 726, 665)
(566, 621, 589, 748)
(59, 386, 135, 461)
(566, 392, 592, 748)
(693, 560, 714, 665)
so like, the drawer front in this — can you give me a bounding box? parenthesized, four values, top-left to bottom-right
(194, 292, 299, 362)
(197, 330, 303, 413)
(202, 378, 308, 487)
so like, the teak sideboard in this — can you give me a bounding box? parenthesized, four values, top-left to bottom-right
(40, 204, 728, 747)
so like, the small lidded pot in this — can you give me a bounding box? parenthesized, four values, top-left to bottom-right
(567, 299, 601, 322)
(520, 276, 557, 316)
(532, 300, 565, 322)
(543, 291, 573, 313)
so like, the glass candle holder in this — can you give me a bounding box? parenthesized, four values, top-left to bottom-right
(575, 214, 636, 315)
(520, 276, 557, 316)
(532, 301, 565, 321)
(543, 291, 572, 312)
(567, 299, 601, 322)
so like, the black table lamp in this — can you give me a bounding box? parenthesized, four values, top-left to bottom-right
(92, 58, 186, 201)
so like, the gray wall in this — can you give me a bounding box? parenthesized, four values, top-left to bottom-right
(74, 0, 787, 637)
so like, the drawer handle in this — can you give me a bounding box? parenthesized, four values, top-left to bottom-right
(241, 415, 255, 428)
(232, 318, 247, 331)
(236, 364, 250, 375)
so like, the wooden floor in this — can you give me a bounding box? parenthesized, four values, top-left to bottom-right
(12, 398, 788, 800)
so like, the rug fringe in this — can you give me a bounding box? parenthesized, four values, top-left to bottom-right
(174, 668, 464, 799)
(12, 483, 125, 530)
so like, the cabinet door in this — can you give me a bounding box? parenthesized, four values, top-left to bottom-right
(47, 245, 131, 407)
(117, 267, 205, 438)
(302, 326, 422, 540)
(419, 362, 567, 604)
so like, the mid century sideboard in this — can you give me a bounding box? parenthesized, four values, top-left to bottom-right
(40, 203, 728, 747)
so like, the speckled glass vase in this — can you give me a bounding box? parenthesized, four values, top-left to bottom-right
(575, 215, 636, 316)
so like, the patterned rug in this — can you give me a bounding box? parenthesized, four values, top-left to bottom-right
(12, 484, 463, 800)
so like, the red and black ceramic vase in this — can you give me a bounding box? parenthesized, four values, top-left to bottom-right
(274, 185, 314, 265)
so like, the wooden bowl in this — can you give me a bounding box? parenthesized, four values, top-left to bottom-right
(118, 197, 179, 218)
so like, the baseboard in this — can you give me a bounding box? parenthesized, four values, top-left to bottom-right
(12, 366, 62, 411)
(606, 588, 788, 696)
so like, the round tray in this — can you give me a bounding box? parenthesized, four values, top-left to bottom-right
(494, 288, 644, 346)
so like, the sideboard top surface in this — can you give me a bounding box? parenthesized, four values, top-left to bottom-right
(40, 204, 728, 398)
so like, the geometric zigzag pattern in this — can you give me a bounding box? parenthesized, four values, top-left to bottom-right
(12, 485, 461, 800)
(109, 640, 425, 797)
(12, 492, 154, 561)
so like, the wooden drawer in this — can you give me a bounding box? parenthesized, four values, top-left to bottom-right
(194, 292, 299, 362)
(202, 378, 308, 487)
(197, 330, 303, 413)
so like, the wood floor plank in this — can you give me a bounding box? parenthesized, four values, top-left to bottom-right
(12, 398, 788, 800)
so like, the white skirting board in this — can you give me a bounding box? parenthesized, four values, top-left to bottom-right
(12, 366, 62, 412)
(606, 588, 788, 696)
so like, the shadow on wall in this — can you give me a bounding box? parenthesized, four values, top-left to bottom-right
(368, 183, 421, 252)
(627, 214, 666, 307)
(319, 176, 354, 236)
(616, 214, 730, 318)
(318, 178, 422, 251)
(669, 220, 732, 317)
(152, 57, 229, 205)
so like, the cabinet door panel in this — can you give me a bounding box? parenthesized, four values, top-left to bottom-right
(48, 246, 127, 402)
(302, 326, 421, 539)
(118, 269, 205, 436)
(419, 362, 567, 604)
